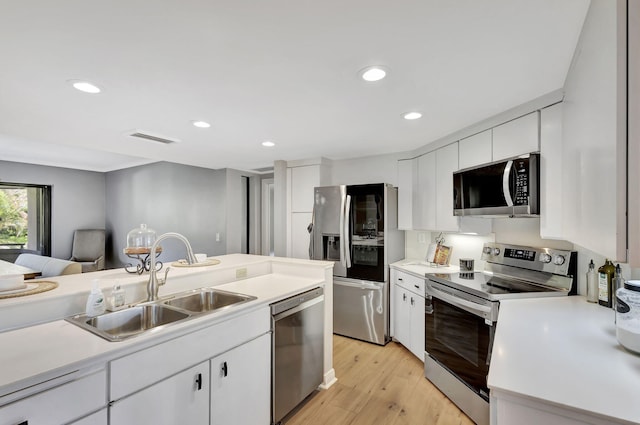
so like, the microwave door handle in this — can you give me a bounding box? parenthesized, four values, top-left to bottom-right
(502, 160, 514, 207)
(344, 194, 352, 268)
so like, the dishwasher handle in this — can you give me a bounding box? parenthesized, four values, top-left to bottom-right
(271, 287, 324, 317)
(272, 295, 324, 321)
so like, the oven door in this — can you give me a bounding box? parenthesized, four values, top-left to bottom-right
(424, 281, 495, 401)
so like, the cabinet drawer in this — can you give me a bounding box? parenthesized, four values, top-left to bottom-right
(0, 369, 106, 425)
(110, 307, 270, 401)
(395, 271, 425, 294)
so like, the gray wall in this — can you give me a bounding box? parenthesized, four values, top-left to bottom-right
(105, 162, 227, 269)
(0, 160, 106, 259)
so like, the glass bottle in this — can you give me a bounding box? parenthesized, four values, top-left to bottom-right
(586, 259, 598, 303)
(598, 259, 616, 308)
(612, 264, 625, 319)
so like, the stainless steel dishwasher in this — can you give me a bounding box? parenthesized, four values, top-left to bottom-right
(271, 287, 324, 425)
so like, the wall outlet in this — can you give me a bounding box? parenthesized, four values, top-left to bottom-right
(216, 233, 220, 242)
(236, 268, 247, 279)
(418, 233, 427, 244)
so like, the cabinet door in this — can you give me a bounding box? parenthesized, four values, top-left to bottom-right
(0, 369, 106, 425)
(409, 293, 425, 361)
(393, 285, 410, 347)
(458, 129, 492, 170)
(291, 165, 319, 213)
(110, 362, 209, 425)
(397, 159, 416, 230)
(416, 152, 436, 230)
(435, 143, 459, 232)
(492, 112, 539, 161)
(540, 103, 564, 240)
(211, 333, 270, 425)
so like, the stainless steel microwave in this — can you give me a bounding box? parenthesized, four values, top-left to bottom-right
(453, 153, 539, 217)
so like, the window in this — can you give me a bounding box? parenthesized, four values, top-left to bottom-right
(0, 183, 51, 256)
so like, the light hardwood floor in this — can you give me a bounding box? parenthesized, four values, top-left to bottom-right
(286, 335, 475, 425)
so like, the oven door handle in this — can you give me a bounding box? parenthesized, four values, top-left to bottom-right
(426, 282, 492, 319)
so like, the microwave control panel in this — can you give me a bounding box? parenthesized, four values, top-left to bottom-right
(513, 159, 529, 205)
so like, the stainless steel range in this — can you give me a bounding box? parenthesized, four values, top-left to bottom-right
(424, 243, 577, 425)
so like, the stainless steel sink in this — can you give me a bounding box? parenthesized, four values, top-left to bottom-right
(66, 304, 190, 342)
(66, 287, 256, 341)
(164, 288, 256, 313)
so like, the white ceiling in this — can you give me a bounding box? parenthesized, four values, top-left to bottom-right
(0, 0, 590, 173)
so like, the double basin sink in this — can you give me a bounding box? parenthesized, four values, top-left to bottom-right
(66, 288, 256, 342)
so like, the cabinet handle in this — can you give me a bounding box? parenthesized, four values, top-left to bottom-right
(221, 361, 228, 378)
(411, 297, 415, 306)
(414, 284, 420, 289)
(195, 373, 202, 390)
(402, 293, 407, 302)
(398, 278, 403, 281)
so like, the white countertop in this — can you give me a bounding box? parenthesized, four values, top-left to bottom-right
(391, 259, 460, 277)
(488, 296, 640, 423)
(0, 255, 332, 401)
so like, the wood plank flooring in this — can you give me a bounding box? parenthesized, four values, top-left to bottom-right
(286, 335, 475, 425)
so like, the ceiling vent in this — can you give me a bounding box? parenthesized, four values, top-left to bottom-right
(128, 130, 180, 145)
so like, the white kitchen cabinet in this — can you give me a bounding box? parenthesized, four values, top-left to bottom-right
(416, 151, 437, 231)
(627, 0, 640, 267)
(70, 409, 107, 425)
(561, 0, 627, 262)
(492, 112, 539, 161)
(0, 369, 106, 425)
(211, 334, 271, 425)
(435, 143, 459, 232)
(458, 129, 492, 170)
(392, 270, 425, 361)
(397, 158, 416, 230)
(539, 103, 564, 240)
(110, 362, 210, 425)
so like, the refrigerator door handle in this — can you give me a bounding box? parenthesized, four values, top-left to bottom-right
(308, 208, 314, 260)
(344, 194, 352, 268)
(339, 189, 346, 268)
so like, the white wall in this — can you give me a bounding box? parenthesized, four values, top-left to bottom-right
(105, 162, 227, 268)
(0, 160, 106, 259)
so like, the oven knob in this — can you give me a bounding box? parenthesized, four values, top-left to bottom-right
(483, 247, 493, 255)
(492, 248, 501, 256)
(540, 253, 552, 263)
(553, 255, 566, 266)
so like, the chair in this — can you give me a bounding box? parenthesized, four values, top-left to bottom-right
(69, 229, 106, 273)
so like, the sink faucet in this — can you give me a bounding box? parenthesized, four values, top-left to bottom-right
(147, 232, 197, 301)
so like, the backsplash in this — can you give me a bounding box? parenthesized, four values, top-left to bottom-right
(404, 217, 640, 296)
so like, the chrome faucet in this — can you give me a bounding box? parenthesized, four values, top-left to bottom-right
(146, 232, 197, 301)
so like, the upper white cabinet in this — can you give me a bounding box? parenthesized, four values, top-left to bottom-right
(435, 143, 459, 232)
(397, 158, 416, 230)
(561, 0, 627, 262)
(417, 151, 437, 231)
(458, 129, 492, 169)
(628, 0, 640, 267)
(492, 112, 539, 161)
(539, 103, 564, 240)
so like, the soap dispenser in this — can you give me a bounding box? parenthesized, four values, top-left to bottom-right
(86, 279, 106, 317)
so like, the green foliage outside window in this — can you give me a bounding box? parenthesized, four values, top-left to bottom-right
(0, 189, 28, 246)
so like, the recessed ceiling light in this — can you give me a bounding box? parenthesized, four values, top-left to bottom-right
(70, 80, 101, 94)
(262, 141, 275, 147)
(403, 112, 422, 120)
(192, 120, 211, 128)
(360, 66, 388, 82)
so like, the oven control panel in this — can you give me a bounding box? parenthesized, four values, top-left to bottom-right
(481, 242, 575, 276)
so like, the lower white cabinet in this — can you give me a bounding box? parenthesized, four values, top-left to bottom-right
(211, 334, 271, 425)
(392, 270, 425, 361)
(0, 369, 107, 425)
(110, 362, 210, 425)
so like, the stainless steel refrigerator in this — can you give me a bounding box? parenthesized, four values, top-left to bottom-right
(309, 183, 404, 345)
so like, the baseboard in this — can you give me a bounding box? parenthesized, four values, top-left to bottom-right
(319, 368, 337, 390)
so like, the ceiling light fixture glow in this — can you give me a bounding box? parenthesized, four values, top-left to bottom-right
(360, 66, 387, 82)
(262, 141, 275, 147)
(70, 80, 101, 94)
(403, 112, 422, 120)
(192, 120, 211, 128)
